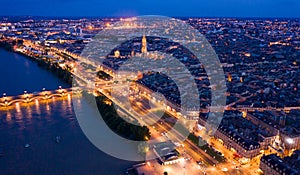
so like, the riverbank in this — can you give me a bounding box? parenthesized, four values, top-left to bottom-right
(0, 48, 69, 95)
(0, 41, 72, 86)
(0, 42, 136, 175)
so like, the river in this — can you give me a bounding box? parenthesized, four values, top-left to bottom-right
(0, 48, 135, 175)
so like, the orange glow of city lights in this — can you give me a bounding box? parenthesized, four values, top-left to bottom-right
(245, 53, 251, 57)
(106, 23, 111, 27)
(240, 77, 243, 83)
(242, 111, 247, 118)
(15, 102, 20, 112)
(228, 74, 232, 82)
(144, 136, 149, 141)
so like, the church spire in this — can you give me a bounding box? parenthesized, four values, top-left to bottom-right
(141, 34, 147, 54)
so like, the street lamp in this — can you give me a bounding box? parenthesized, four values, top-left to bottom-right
(24, 90, 29, 102)
(3, 93, 6, 101)
(58, 86, 65, 96)
(42, 88, 49, 99)
(3, 93, 8, 106)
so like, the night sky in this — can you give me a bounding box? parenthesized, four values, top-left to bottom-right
(1, 0, 299, 17)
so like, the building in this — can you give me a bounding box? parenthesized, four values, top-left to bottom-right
(114, 50, 120, 58)
(247, 111, 300, 153)
(199, 111, 275, 160)
(141, 34, 147, 54)
(214, 127, 261, 159)
(260, 151, 300, 175)
(153, 141, 182, 165)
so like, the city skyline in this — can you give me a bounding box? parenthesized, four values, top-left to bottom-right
(0, 3, 299, 173)
(1, 0, 300, 18)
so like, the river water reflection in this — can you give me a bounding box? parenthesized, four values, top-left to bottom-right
(0, 48, 134, 175)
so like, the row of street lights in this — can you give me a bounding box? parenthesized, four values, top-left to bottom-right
(1, 86, 67, 107)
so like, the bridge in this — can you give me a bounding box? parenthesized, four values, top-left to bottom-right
(4, 44, 299, 167)
(0, 87, 82, 108)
